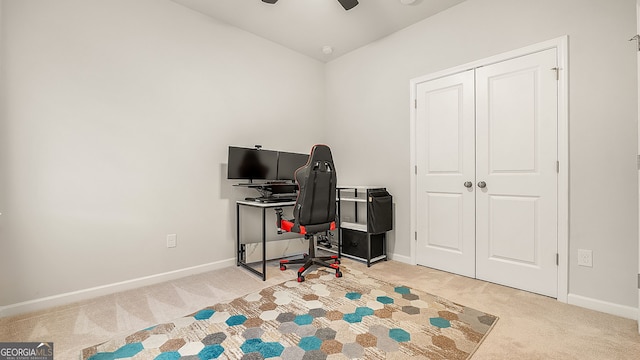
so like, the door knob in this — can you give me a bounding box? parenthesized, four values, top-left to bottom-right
(464, 181, 473, 188)
(477, 181, 487, 188)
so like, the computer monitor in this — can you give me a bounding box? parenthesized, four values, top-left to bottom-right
(277, 151, 309, 181)
(227, 146, 278, 181)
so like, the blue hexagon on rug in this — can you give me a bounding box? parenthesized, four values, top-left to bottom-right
(430, 317, 451, 328)
(199, 344, 225, 359)
(298, 336, 322, 351)
(194, 309, 215, 320)
(294, 314, 313, 325)
(389, 328, 411, 342)
(226, 314, 247, 326)
(345, 292, 362, 300)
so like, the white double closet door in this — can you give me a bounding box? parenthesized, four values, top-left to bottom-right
(415, 49, 559, 297)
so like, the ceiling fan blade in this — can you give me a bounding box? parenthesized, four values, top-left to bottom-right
(337, 0, 358, 10)
(262, 0, 278, 4)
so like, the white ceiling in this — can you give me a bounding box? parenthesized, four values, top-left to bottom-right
(171, 0, 467, 62)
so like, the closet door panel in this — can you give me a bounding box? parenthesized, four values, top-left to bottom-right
(415, 70, 476, 278)
(475, 49, 559, 298)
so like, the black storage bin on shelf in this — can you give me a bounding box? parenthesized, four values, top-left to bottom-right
(367, 189, 393, 234)
(342, 229, 385, 260)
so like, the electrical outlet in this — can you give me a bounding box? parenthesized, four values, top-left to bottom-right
(167, 234, 177, 248)
(577, 249, 592, 267)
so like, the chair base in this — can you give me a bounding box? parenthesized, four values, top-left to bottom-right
(279, 246, 342, 283)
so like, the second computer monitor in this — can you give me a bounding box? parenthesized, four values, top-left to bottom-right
(277, 151, 309, 181)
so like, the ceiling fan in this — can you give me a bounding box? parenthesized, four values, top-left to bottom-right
(262, 0, 359, 11)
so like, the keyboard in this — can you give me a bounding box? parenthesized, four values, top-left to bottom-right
(246, 197, 296, 203)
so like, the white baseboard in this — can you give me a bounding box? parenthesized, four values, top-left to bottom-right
(568, 293, 638, 320)
(0, 258, 236, 318)
(388, 253, 413, 265)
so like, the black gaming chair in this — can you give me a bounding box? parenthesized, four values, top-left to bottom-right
(275, 144, 342, 282)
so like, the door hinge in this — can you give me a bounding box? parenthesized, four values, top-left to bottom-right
(551, 67, 560, 80)
(414, 165, 417, 175)
(637, 274, 640, 289)
(556, 161, 559, 173)
(629, 35, 640, 51)
(414, 231, 417, 241)
(556, 253, 559, 265)
(414, 99, 417, 109)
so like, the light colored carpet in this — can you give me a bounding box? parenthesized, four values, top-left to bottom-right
(1, 259, 639, 359)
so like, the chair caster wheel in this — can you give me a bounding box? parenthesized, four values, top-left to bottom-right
(334, 260, 341, 264)
(297, 276, 305, 282)
(336, 271, 342, 278)
(280, 265, 286, 271)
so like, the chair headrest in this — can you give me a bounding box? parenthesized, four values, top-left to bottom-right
(307, 145, 334, 170)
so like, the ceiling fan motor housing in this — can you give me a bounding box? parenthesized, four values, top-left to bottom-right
(261, 0, 359, 11)
(338, 0, 359, 10)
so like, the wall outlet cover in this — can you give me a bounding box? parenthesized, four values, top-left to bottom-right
(167, 234, 177, 248)
(577, 249, 592, 267)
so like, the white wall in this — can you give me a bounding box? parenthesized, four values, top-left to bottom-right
(326, 0, 639, 310)
(1, 0, 638, 317)
(0, 0, 325, 307)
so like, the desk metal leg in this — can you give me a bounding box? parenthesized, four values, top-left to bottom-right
(262, 208, 267, 281)
(236, 203, 267, 281)
(237, 203, 241, 266)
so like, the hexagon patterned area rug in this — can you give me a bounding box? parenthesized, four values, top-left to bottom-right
(81, 268, 497, 360)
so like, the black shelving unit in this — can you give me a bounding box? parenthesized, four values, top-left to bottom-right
(335, 186, 393, 267)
